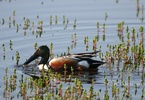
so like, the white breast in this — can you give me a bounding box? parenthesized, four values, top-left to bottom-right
(38, 64, 49, 71)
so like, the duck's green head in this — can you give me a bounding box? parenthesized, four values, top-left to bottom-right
(23, 45, 50, 65)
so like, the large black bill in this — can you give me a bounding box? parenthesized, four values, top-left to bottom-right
(23, 54, 39, 65)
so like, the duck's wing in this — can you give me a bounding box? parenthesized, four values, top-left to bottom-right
(72, 51, 101, 58)
(78, 57, 106, 69)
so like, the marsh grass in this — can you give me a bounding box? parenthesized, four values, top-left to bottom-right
(3, 68, 102, 100)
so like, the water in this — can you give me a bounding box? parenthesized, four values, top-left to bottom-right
(0, 0, 145, 99)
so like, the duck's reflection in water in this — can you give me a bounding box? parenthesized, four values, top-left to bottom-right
(18, 64, 103, 85)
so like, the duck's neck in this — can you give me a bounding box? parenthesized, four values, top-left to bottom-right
(39, 55, 49, 65)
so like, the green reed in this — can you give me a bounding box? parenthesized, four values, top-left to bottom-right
(34, 42, 38, 50)
(36, 20, 43, 37)
(84, 36, 89, 51)
(9, 40, 13, 50)
(2, 44, 6, 60)
(8, 17, 11, 28)
(16, 51, 20, 65)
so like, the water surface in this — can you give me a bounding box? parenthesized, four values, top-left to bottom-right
(0, 0, 145, 99)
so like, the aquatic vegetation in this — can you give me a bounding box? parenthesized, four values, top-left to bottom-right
(73, 19, 77, 30)
(9, 40, 13, 50)
(102, 23, 106, 33)
(117, 21, 124, 34)
(34, 42, 38, 50)
(31, 22, 35, 35)
(3, 68, 104, 100)
(1, 0, 145, 99)
(36, 20, 43, 37)
(12, 10, 16, 26)
(16, 51, 20, 65)
(8, 17, 11, 28)
(105, 12, 108, 21)
(71, 33, 77, 49)
(49, 42, 54, 59)
(50, 15, 52, 25)
(140, 5, 144, 22)
(92, 36, 97, 51)
(1, 18, 5, 25)
(96, 22, 100, 33)
(55, 15, 58, 25)
(2, 44, 6, 60)
(84, 36, 89, 51)
(2, 43, 5, 52)
(63, 15, 66, 25)
(23, 18, 30, 35)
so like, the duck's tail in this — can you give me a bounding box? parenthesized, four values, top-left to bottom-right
(85, 58, 105, 69)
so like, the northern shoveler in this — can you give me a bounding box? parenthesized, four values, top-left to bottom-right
(23, 45, 105, 72)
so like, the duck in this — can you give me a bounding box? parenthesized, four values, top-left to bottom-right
(23, 45, 105, 72)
